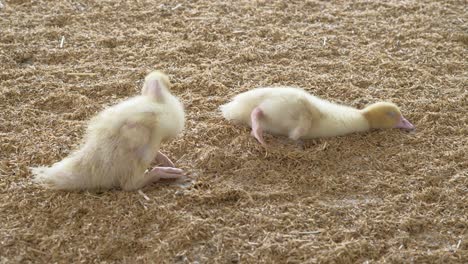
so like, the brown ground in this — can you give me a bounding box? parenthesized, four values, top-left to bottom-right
(1, 0, 467, 263)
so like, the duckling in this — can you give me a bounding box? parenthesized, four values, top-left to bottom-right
(220, 87, 414, 145)
(31, 71, 186, 191)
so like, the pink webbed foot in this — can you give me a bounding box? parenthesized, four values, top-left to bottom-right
(250, 107, 266, 146)
(123, 166, 186, 191)
(149, 166, 186, 182)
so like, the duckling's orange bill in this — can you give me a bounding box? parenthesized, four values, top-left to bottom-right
(395, 116, 415, 130)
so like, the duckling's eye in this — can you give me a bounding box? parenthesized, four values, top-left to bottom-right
(387, 111, 397, 117)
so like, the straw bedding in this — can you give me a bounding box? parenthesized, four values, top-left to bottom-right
(0, 0, 467, 263)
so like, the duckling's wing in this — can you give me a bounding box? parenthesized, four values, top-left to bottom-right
(298, 97, 323, 121)
(118, 111, 159, 149)
(289, 97, 323, 140)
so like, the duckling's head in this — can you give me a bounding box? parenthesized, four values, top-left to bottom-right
(362, 102, 414, 130)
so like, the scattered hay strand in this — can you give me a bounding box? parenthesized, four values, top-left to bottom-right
(138, 190, 150, 201)
(66, 72, 97, 77)
(59, 36, 65, 48)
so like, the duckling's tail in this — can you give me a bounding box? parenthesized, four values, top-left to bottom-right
(219, 101, 239, 120)
(31, 158, 81, 190)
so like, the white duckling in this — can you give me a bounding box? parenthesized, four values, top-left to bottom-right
(220, 87, 414, 145)
(31, 71, 186, 191)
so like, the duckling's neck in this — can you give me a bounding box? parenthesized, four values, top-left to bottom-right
(307, 101, 370, 138)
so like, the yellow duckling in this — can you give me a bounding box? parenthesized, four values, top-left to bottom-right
(220, 87, 414, 145)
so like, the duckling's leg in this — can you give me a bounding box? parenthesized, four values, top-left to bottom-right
(154, 151, 175, 167)
(251, 107, 266, 145)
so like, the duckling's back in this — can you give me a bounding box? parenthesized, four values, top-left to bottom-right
(221, 87, 308, 122)
(220, 87, 322, 137)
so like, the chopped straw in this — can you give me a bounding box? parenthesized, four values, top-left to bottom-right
(1, 0, 466, 263)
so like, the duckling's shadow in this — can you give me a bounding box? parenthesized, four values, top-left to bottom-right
(156, 177, 196, 188)
(267, 135, 308, 150)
